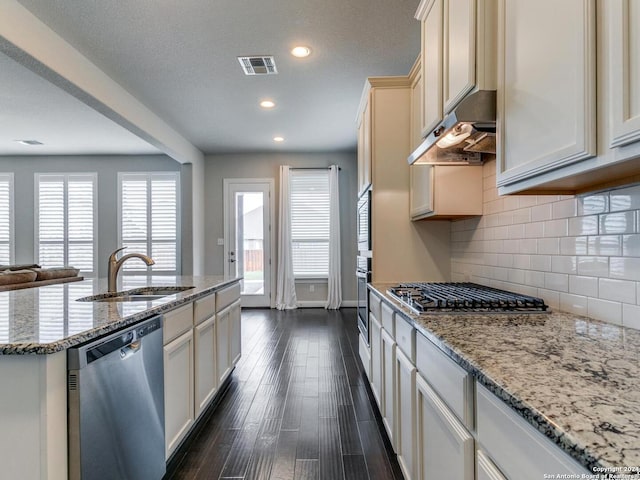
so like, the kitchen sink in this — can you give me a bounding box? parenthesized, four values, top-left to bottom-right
(76, 286, 195, 303)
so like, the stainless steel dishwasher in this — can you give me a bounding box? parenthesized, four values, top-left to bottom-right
(68, 316, 165, 480)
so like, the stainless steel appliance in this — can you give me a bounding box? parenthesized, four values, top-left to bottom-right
(68, 316, 165, 480)
(356, 255, 371, 343)
(388, 282, 549, 314)
(357, 188, 371, 252)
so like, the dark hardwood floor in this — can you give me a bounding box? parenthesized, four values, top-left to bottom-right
(166, 308, 403, 480)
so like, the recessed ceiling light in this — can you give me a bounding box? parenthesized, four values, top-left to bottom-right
(291, 46, 311, 58)
(15, 140, 43, 146)
(260, 100, 276, 109)
(273, 136, 284, 142)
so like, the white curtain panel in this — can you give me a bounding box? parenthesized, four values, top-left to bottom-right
(275, 165, 298, 310)
(326, 165, 342, 309)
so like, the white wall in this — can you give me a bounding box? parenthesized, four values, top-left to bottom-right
(204, 152, 358, 303)
(451, 159, 640, 330)
(0, 155, 192, 276)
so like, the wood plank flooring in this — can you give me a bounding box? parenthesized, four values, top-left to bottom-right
(166, 308, 403, 480)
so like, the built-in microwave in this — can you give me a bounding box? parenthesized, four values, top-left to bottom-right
(357, 188, 371, 253)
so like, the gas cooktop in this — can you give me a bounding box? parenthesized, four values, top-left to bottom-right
(387, 282, 549, 314)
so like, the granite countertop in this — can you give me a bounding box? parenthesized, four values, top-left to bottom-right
(0, 276, 240, 355)
(370, 283, 640, 474)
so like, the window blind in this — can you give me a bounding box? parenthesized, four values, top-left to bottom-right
(290, 169, 330, 277)
(36, 174, 96, 275)
(0, 174, 14, 265)
(119, 172, 180, 275)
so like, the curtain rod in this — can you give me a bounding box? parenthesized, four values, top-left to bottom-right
(289, 166, 341, 170)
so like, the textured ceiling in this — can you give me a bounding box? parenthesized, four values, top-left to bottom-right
(10, 0, 421, 155)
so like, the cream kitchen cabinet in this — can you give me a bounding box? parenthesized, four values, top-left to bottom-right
(194, 316, 217, 418)
(357, 100, 372, 197)
(496, 1, 640, 194)
(217, 298, 241, 385)
(477, 449, 507, 480)
(381, 328, 397, 447)
(410, 57, 425, 150)
(229, 299, 242, 365)
(369, 312, 383, 409)
(416, 0, 496, 137)
(416, 373, 475, 480)
(163, 304, 195, 459)
(410, 164, 483, 220)
(395, 347, 417, 480)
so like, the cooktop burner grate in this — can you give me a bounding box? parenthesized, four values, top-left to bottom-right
(387, 282, 549, 314)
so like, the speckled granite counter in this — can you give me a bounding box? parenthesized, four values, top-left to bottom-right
(370, 283, 640, 474)
(0, 276, 239, 355)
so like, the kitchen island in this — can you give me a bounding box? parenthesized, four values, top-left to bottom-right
(367, 283, 640, 478)
(0, 275, 241, 480)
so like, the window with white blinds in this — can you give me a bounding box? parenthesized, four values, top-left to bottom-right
(35, 173, 97, 275)
(118, 172, 180, 275)
(290, 169, 330, 278)
(0, 174, 14, 265)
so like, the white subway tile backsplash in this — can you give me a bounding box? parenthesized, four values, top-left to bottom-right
(544, 272, 569, 292)
(578, 193, 609, 215)
(609, 184, 640, 212)
(559, 293, 588, 316)
(587, 298, 623, 325)
(538, 238, 560, 255)
(598, 278, 637, 304)
(451, 161, 640, 330)
(532, 204, 552, 222)
(577, 256, 609, 277)
(609, 257, 640, 281)
(569, 216, 598, 236)
(587, 235, 622, 256)
(599, 211, 636, 234)
(622, 303, 640, 330)
(560, 236, 588, 255)
(569, 275, 599, 297)
(552, 198, 577, 219)
(552, 256, 577, 274)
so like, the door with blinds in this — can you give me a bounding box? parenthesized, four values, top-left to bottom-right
(224, 179, 273, 307)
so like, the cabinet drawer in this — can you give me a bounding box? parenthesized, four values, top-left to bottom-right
(394, 314, 415, 362)
(216, 283, 240, 312)
(416, 332, 473, 428)
(476, 383, 590, 479)
(381, 302, 395, 337)
(163, 303, 194, 345)
(369, 291, 382, 321)
(194, 292, 216, 325)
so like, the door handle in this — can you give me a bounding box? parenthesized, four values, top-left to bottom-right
(229, 259, 235, 263)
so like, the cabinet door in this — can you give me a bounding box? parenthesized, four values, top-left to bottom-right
(443, 0, 476, 112)
(370, 313, 383, 409)
(164, 329, 195, 459)
(410, 165, 434, 220)
(609, 0, 640, 148)
(477, 449, 507, 480)
(416, 374, 474, 480)
(411, 61, 425, 150)
(362, 100, 372, 193)
(396, 348, 416, 480)
(422, 0, 444, 133)
(381, 329, 397, 447)
(229, 299, 242, 365)
(216, 304, 232, 385)
(194, 315, 217, 419)
(496, 0, 596, 189)
(357, 111, 365, 195)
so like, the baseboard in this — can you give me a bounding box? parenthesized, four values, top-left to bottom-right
(296, 300, 357, 308)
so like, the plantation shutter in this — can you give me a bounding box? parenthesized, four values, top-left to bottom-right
(289, 169, 330, 277)
(0, 174, 14, 264)
(119, 172, 179, 274)
(36, 174, 96, 275)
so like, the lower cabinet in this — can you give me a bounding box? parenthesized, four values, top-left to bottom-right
(164, 329, 195, 459)
(381, 328, 396, 447)
(370, 313, 383, 409)
(396, 348, 416, 480)
(194, 315, 217, 418)
(216, 303, 231, 386)
(416, 373, 474, 480)
(477, 449, 507, 480)
(229, 299, 242, 365)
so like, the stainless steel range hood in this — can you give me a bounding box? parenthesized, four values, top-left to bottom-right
(408, 90, 496, 166)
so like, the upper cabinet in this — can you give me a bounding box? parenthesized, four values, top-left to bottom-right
(416, 0, 497, 137)
(357, 100, 372, 197)
(496, 0, 640, 194)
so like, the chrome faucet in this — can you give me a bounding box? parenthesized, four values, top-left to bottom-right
(107, 247, 155, 292)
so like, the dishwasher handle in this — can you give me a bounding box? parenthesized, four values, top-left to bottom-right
(68, 316, 162, 370)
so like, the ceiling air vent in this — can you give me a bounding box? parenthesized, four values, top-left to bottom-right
(237, 56, 278, 75)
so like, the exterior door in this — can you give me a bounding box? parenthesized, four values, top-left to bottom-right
(224, 179, 273, 307)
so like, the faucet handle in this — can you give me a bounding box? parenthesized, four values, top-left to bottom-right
(109, 246, 127, 261)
